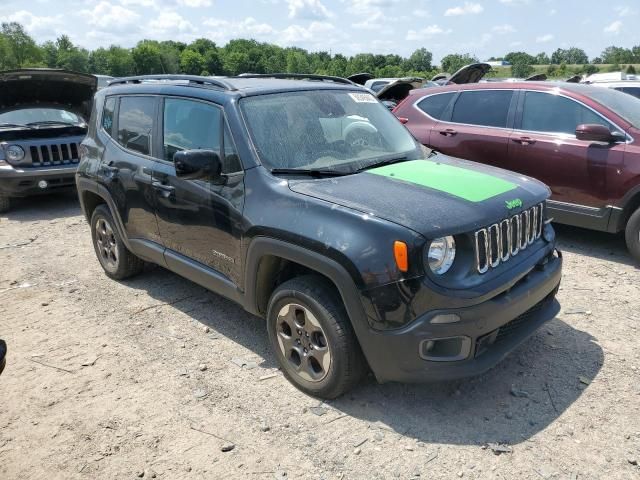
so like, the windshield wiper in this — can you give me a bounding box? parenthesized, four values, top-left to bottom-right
(0, 122, 35, 129)
(357, 155, 409, 172)
(270, 168, 350, 177)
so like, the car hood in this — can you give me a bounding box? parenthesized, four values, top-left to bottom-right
(447, 63, 491, 85)
(288, 156, 550, 238)
(347, 73, 374, 85)
(0, 69, 97, 119)
(376, 77, 424, 101)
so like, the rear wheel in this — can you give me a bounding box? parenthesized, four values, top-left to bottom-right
(267, 275, 367, 399)
(625, 207, 640, 262)
(90, 205, 144, 280)
(0, 195, 9, 213)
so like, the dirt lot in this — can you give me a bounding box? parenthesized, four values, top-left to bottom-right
(1, 193, 639, 480)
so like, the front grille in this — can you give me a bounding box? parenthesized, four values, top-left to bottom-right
(474, 203, 544, 274)
(28, 142, 80, 167)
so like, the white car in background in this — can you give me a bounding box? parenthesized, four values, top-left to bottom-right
(583, 71, 640, 99)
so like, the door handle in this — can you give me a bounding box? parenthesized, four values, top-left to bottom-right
(439, 128, 457, 137)
(512, 136, 536, 145)
(152, 181, 175, 198)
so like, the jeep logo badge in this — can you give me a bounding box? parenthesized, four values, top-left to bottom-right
(505, 199, 523, 210)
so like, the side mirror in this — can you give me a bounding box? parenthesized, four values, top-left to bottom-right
(174, 149, 221, 181)
(575, 124, 621, 143)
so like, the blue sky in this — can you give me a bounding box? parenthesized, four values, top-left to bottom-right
(1, 0, 637, 62)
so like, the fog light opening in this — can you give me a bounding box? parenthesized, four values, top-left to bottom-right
(419, 336, 471, 362)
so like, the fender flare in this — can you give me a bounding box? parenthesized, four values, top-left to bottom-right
(243, 236, 372, 349)
(610, 183, 640, 232)
(77, 177, 133, 251)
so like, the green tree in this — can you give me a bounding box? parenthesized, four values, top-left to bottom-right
(440, 53, 478, 74)
(551, 47, 588, 65)
(132, 41, 164, 74)
(1, 22, 40, 67)
(511, 61, 534, 78)
(582, 64, 599, 75)
(504, 51, 536, 66)
(180, 49, 205, 75)
(534, 52, 550, 65)
(627, 65, 637, 75)
(404, 48, 432, 72)
(601, 46, 634, 64)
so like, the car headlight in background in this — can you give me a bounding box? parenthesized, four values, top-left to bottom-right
(426, 236, 456, 275)
(6, 145, 25, 162)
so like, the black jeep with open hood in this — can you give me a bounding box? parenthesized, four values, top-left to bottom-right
(0, 69, 97, 213)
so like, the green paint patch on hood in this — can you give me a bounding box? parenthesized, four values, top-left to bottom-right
(367, 159, 517, 202)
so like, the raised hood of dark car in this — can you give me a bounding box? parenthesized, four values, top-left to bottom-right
(376, 77, 424, 101)
(0, 69, 97, 119)
(289, 156, 550, 238)
(447, 63, 491, 85)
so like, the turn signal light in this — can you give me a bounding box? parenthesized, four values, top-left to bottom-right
(393, 241, 408, 272)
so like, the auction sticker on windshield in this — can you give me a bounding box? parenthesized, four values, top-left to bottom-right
(349, 92, 377, 103)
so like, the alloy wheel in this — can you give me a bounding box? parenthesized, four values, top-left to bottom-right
(95, 218, 118, 268)
(275, 303, 331, 382)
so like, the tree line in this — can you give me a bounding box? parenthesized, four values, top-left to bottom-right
(1, 22, 640, 80)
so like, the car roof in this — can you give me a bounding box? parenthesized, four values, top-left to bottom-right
(103, 75, 362, 99)
(408, 80, 619, 98)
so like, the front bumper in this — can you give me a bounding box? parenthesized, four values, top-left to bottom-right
(0, 165, 77, 197)
(359, 249, 562, 383)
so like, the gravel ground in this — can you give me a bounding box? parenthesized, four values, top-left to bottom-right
(1, 193, 639, 480)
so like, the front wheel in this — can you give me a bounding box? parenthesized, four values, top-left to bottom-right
(625, 207, 640, 262)
(90, 205, 144, 280)
(267, 276, 367, 399)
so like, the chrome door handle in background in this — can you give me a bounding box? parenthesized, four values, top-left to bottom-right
(439, 129, 458, 137)
(512, 136, 536, 145)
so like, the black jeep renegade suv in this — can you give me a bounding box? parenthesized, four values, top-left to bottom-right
(76, 74, 562, 398)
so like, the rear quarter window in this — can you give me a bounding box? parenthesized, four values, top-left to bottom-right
(101, 97, 116, 137)
(451, 90, 513, 128)
(416, 92, 455, 120)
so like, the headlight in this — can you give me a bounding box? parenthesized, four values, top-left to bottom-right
(6, 145, 25, 162)
(426, 236, 456, 275)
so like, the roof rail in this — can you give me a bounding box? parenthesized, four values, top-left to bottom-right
(107, 75, 237, 91)
(235, 73, 355, 85)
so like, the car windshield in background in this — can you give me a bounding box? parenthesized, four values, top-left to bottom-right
(240, 89, 420, 173)
(0, 108, 82, 127)
(585, 87, 640, 128)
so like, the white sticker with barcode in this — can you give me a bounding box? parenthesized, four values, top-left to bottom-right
(349, 92, 378, 103)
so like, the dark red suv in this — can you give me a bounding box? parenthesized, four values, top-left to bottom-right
(394, 82, 640, 261)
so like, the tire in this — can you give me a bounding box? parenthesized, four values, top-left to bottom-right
(90, 204, 144, 280)
(625, 207, 640, 262)
(0, 195, 9, 214)
(266, 275, 367, 399)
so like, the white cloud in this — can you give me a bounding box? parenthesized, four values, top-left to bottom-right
(536, 33, 554, 43)
(287, 0, 333, 20)
(499, 0, 531, 5)
(445, 2, 484, 16)
(614, 6, 636, 16)
(177, 0, 212, 6)
(280, 21, 335, 42)
(352, 11, 385, 30)
(0, 10, 64, 36)
(492, 24, 515, 34)
(119, 0, 158, 7)
(82, 2, 140, 30)
(203, 17, 275, 37)
(148, 11, 195, 33)
(406, 25, 452, 41)
(604, 20, 623, 33)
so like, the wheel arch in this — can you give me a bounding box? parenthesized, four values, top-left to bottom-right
(611, 183, 640, 232)
(244, 237, 370, 336)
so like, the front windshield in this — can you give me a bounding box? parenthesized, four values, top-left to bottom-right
(585, 86, 640, 128)
(0, 108, 81, 126)
(240, 89, 421, 172)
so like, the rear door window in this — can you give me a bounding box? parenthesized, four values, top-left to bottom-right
(521, 91, 615, 135)
(417, 93, 455, 120)
(117, 96, 156, 156)
(451, 90, 513, 128)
